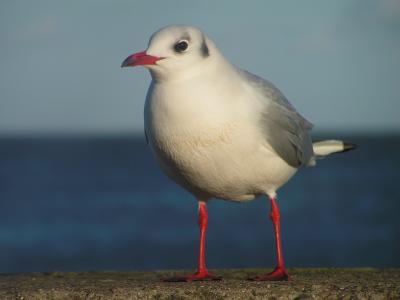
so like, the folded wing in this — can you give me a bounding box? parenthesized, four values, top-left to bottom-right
(240, 70, 314, 168)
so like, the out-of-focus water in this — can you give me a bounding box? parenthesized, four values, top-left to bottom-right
(0, 135, 399, 273)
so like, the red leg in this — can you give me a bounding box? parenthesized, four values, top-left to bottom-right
(250, 196, 289, 281)
(164, 201, 221, 282)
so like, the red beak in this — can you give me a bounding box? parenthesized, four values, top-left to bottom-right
(121, 51, 163, 67)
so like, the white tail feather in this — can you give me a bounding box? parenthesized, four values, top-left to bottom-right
(312, 140, 356, 157)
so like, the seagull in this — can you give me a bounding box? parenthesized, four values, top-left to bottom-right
(122, 25, 355, 282)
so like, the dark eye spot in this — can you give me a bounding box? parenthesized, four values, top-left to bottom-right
(174, 40, 189, 53)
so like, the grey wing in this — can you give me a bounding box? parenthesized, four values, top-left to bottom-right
(241, 70, 314, 167)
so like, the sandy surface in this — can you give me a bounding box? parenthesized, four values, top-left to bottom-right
(1, 268, 399, 299)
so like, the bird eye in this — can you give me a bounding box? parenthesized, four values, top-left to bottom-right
(174, 40, 189, 53)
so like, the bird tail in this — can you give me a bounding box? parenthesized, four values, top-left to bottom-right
(312, 140, 356, 158)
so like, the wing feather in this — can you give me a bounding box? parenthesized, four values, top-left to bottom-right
(241, 70, 314, 167)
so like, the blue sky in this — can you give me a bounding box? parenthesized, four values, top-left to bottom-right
(0, 0, 399, 134)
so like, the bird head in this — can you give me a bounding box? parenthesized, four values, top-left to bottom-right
(121, 25, 215, 81)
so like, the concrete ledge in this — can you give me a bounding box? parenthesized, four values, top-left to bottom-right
(1, 268, 399, 299)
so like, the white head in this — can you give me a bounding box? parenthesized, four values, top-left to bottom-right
(121, 25, 220, 81)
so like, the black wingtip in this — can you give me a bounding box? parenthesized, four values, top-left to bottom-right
(343, 142, 357, 152)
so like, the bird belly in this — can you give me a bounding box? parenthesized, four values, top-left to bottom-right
(148, 122, 296, 201)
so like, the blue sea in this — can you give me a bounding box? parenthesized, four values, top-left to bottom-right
(0, 135, 399, 273)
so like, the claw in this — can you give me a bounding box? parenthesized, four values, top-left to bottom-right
(248, 267, 290, 281)
(163, 271, 222, 282)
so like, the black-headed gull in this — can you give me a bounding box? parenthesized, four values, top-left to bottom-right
(122, 25, 355, 282)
